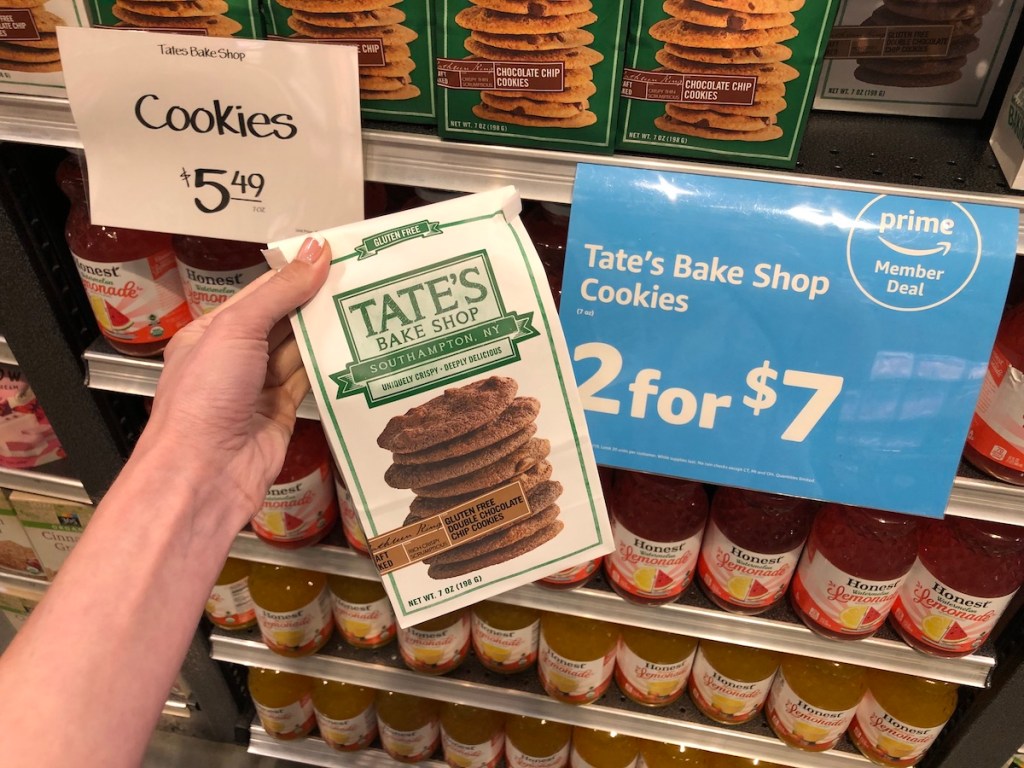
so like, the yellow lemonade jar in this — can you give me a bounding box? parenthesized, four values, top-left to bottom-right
(538, 613, 619, 705)
(376, 691, 441, 764)
(570, 728, 639, 768)
(204, 557, 257, 630)
(687, 640, 780, 725)
(327, 574, 396, 649)
(637, 740, 711, 768)
(504, 715, 571, 768)
(615, 625, 697, 707)
(397, 609, 471, 675)
(440, 703, 505, 768)
(311, 679, 377, 751)
(471, 601, 540, 674)
(249, 563, 333, 657)
(248, 667, 316, 740)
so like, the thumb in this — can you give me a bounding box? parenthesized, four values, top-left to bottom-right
(227, 236, 331, 336)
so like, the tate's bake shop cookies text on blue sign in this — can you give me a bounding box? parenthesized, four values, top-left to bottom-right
(560, 164, 1019, 518)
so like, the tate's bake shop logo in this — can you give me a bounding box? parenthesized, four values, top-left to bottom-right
(847, 195, 981, 312)
(327, 236, 539, 405)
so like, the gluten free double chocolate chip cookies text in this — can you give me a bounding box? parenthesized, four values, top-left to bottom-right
(378, 375, 564, 580)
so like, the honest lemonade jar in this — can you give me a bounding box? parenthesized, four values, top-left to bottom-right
(471, 601, 540, 674)
(891, 516, 1024, 657)
(398, 609, 471, 675)
(539, 613, 619, 704)
(248, 667, 316, 740)
(605, 471, 709, 605)
(171, 234, 269, 318)
(697, 487, 817, 614)
(311, 679, 377, 751)
(708, 756, 786, 768)
(204, 557, 256, 631)
(615, 625, 697, 707)
(377, 691, 441, 763)
(249, 563, 333, 657)
(505, 715, 571, 768)
(688, 640, 780, 725)
(440, 703, 505, 768)
(252, 419, 338, 549)
(327, 574, 396, 649)
(333, 468, 370, 556)
(849, 670, 958, 767)
(764, 655, 866, 751)
(790, 504, 919, 639)
(571, 728, 639, 768)
(638, 740, 710, 768)
(540, 468, 614, 590)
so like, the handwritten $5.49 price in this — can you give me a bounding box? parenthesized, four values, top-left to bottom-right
(575, 342, 843, 443)
(180, 167, 265, 214)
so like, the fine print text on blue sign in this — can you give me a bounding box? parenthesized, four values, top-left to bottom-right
(559, 164, 1019, 518)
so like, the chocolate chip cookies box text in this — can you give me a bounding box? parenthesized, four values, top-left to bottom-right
(261, 0, 436, 124)
(0, 0, 89, 98)
(814, 0, 1023, 118)
(616, 0, 839, 169)
(435, 0, 630, 153)
(267, 186, 613, 627)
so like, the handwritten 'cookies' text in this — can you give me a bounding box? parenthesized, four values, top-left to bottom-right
(134, 94, 297, 139)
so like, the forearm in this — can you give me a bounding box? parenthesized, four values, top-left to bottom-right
(0, 449, 240, 768)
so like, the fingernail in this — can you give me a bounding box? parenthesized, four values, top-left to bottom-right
(296, 235, 325, 264)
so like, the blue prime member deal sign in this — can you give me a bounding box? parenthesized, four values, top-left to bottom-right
(560, 164, 1019, 518)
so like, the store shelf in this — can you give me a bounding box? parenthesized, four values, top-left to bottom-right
(82, 338, 320, 420)
(0, 570, 48, 601)
(162, 699, 192, 719)
(0, 335, 15, 365)
(229, 532, 993, 688)
(213, 628, 873, 768)
(0, 461, 91, 504)
(248, 724, 445, 768)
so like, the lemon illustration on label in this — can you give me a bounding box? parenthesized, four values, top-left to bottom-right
(447, 753, 475, 767)
(390, 742, 419, 757)
(262, 511, 287, 537)
(922, 614, 953, 643)
(273, 629, 305, 648)
(727, 575, 752, 600)
(546, 670, 580, 695)
(481, 642, 512, 662)
(711, 694, 745, 715)
(645, 680, 678, 697)
(323, 726, 352, 745)
(877, 735, 915, 758)
(413, 648, 445, 666)
(839, 605, 868, 630)
(633, 567, 657, 592)
(792, 721, 830, 743)
(343, 619, 372, 638)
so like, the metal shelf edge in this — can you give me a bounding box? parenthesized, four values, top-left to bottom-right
(249, 724, 446, 768)
(0, 465, 91, 504)
(229, 532, 992, 688)
(212, 634, 871, 768)
(0, 335, 16, 365)
(0, 570, 48, 601)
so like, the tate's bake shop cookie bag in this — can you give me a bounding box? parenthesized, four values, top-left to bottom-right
(0, 0, 89, 97)
(435, 0, 630, 153)
(88, 0, 261, 37)
(266, 187, 612, 626)
(617, 0, 839, 168)
(814, 0, 1022, 118)
(262, 0, 436, 123)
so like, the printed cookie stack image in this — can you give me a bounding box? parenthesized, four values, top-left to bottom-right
(0, 5, 64, 73)
(278, 0, 420, 101)
(853, 0, 988, 87)
(648, 0, 803, 142)
(111, 0, 242, 36)
(378, 376, 565, 580)
(456, 0, 602, 128)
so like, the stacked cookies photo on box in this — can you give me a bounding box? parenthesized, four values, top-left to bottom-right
(455, 0, 603, 129)
(379, 376, 565, 580)
(110, 0, 242, 35)
(648, 0, 803, 142)
(0, 5, 65, 73)
(276, 0, 420, 101)
(853, 0, 988, 88)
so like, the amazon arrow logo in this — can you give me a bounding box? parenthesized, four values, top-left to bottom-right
(878, 237, 952, 257)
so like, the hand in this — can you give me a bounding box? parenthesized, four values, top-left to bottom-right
(137, 235, 330, 529)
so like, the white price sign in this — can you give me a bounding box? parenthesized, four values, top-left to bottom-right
(58, 27, 363, 242)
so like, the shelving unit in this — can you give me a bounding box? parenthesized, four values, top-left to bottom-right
(212, 629, 871, 768)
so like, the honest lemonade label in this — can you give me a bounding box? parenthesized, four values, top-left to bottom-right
(507, 740, 570, 768)
(255, 695, 316, 739)
(689, 645, 775, 723)
(398, 614, 471, 672)
(766, 671, 857, 750)
(966, 347, 1024, 472)
(206, 576, 256, 628)
(538, 635, 616, 704)
(472, 613, 539, 672)
(331, 593, 396, 647)
(615, 639, 694, 705)
(541, 557, 601, 586)
(697, 519, 800, 608)
(379, 720, 440, 762)
(255, 589, 332, 654)
(850, 691, 947, 766)
(441, 730, 504, 768)
(177, 261, 269, 317)
(605, 518, 701, 600)
(891, 559, 1016, 654)
(790, 544, 905, 635)
(315, 706, 377, 751)
(267, 186, 611, 627)
(252, 462, 334, 543)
